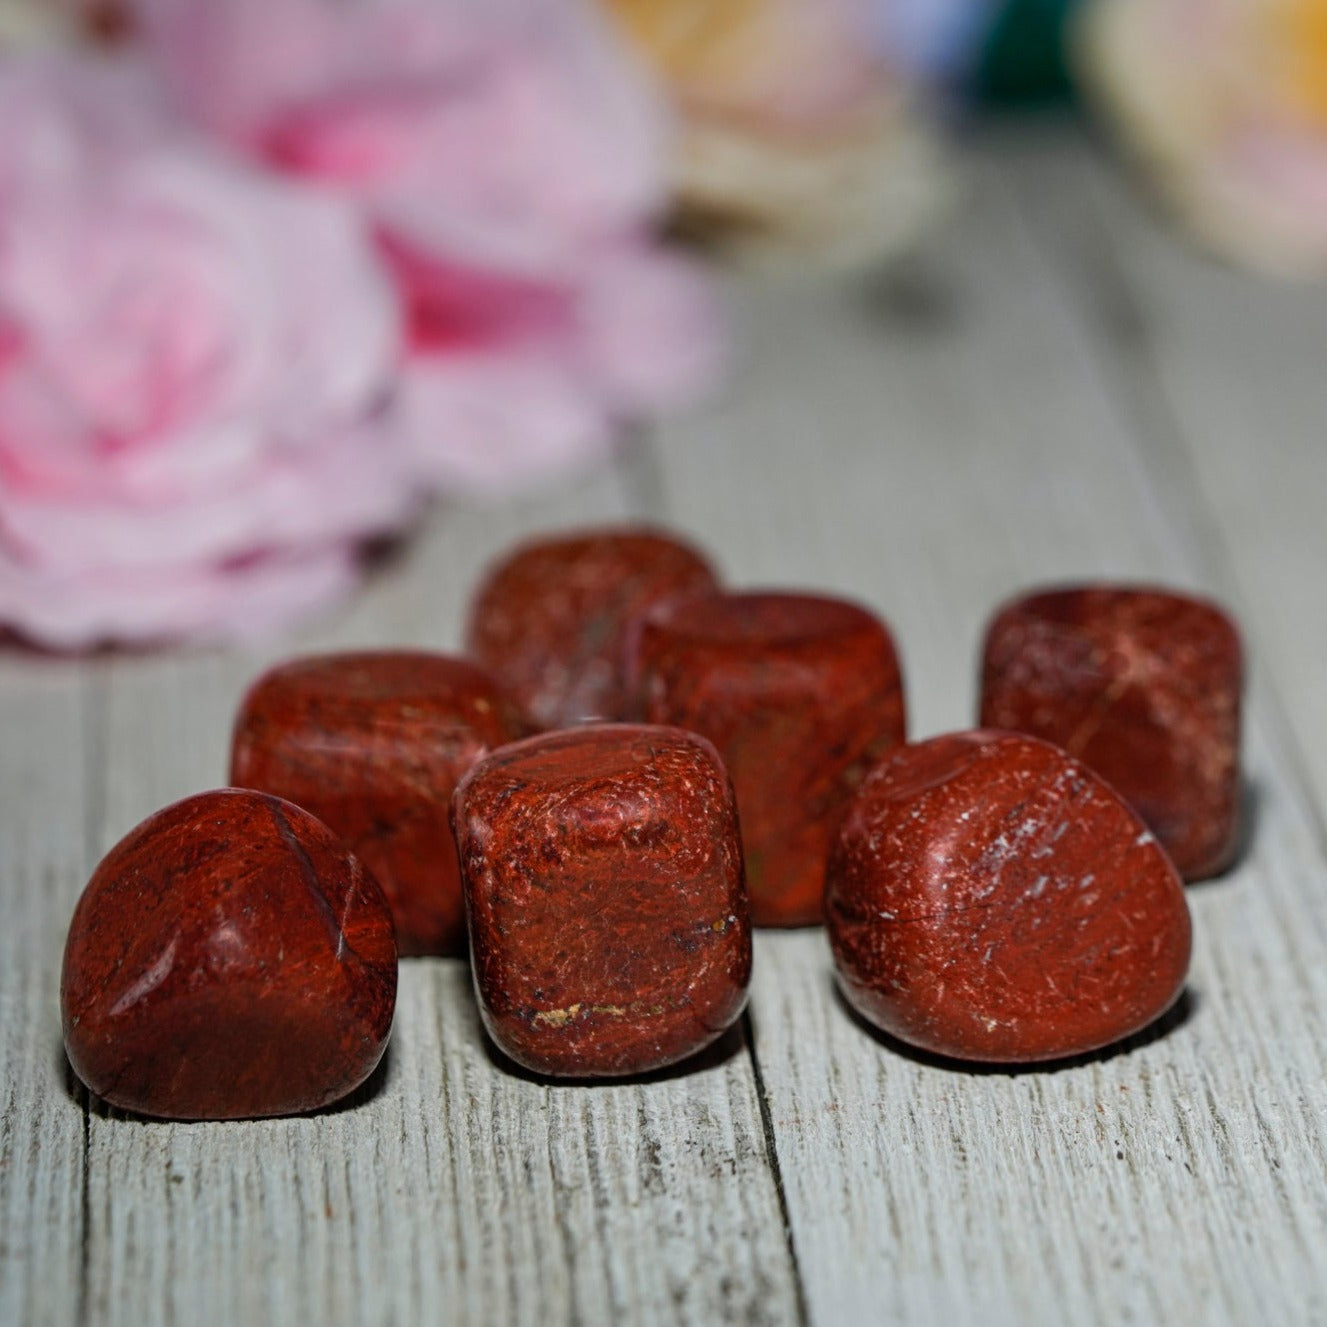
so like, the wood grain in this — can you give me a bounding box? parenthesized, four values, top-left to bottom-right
(74, 467, 798, 1327)
(5, 128, 1327, 1326)
(0, 663, 95, 1327)
(650, 141, 1327, 1325)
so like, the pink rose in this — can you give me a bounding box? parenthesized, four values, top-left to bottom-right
(380, 230, 723, 493)
(139, 0, 666, 272)
(135, 0, 725, 492)
(0, 58, 422, 648)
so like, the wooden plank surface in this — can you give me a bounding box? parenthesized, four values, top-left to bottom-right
(3, 125, 1327, 1326)
(0, 663, 94, 1327)
(653, 139, 1327, 1324)
(73, 474, 800, 1327)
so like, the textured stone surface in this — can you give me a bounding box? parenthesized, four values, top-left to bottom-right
(465, 527, 719, 730)
(231, 651, 524, 955)
(980, 585, 1244, 880)
(453, 724, 750, 1077)
(633, 591, 906, 926)
(61, 789, 397, 1120)
(826, 731, 1191, 1063)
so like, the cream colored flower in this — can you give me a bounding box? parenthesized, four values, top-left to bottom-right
(1078, 0, 1327, 274)
(603, 0, 950, 269)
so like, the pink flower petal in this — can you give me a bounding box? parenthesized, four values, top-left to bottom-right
(0, 55, 424, 645)
(0, 544, 359, 650)
(394, 353, 614, 495)
(574, 245, 728, 412)
(138, 0, 670, 273)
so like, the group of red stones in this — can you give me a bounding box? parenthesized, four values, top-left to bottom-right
(59, 528, 1243, 1120)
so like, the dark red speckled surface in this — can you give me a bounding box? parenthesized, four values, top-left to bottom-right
(231, 651, 524, 955)
(61, 789, 397, 1119)
(465, 527, 718, 730)
(980, 585, 1243, 880)
(826, 730, 1191, 1063)
(633, 591, 906, 926)
(453, 723, 750, 1077)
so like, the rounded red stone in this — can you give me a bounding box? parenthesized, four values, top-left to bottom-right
(453, 723, 751, 1077)
(980, 585, 1244, 879)
(230, 651, 525, 956)
(826, 730, 1192, 1063)
(465, 526, 719, 730)
(632, 591, 906, 926)
(61, 789, 398, 1120)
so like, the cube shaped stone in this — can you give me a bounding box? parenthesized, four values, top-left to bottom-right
(452, 723, 750, 1077)
(632, 591, 906, 926)
(466, 526, 718, 729)
(980, 586, 1243, 879)
(231, 651, 525, 955)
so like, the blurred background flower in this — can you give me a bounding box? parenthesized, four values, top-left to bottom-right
(133, 0, 723, 494)
(599, 0, 952, 269)
(0, 57, 421, 647)
(1078, 0, 1327, 275)
(0, 0, 728, 646)
(3, 0, 1325, 651)
(874, 0, 1000, 87)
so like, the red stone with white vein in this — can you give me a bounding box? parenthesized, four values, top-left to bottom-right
(979, 585, 1243, 880)
(61, 789, 397, 1120)
(826, 731, 1191, 1063)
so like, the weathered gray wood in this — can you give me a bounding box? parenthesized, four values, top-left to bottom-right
(80, 962, 793, 1327)
(76, 465, 800, 1327)
(7, 126, 1327, 1327)
(0, 662, 95, 1327)
(648, 139, 1327, 1325)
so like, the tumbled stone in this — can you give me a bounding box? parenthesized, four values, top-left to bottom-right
(231, 651, 524, 955)
(453, 724, 750, 1077)
(980, 585, 1244, 879)
(633, 591, 906, 926)
(465, 526, 719, 729)
(826, 731, 1191, 1063)
(61, 789, 397, 1119)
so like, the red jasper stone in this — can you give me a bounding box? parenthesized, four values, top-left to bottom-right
(453, 724, 751, 1077)
(632, 591, 906, 927)
(826, 731, 1191, 1063)
(61, 789, 397, 1120)
(979, 585, 1244, 879)
(231, 652, 524, 956)
(465, 526, 719, 729)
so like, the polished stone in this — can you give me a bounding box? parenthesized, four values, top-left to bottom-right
(453, 724, 751, 1077)
(61, 789, 398, 1119)
(826, 730, 1192, 1063)
(980, 585, 1244, 880)
(465, 526, 719, 730)
(633, 591, 906, 926)
(231, 651, 524, 955)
